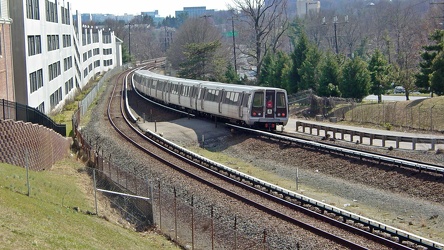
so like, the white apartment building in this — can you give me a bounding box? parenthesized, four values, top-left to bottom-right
(9, 0, 122, 114)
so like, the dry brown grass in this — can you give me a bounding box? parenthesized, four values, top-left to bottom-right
(342, 96, 444, 133)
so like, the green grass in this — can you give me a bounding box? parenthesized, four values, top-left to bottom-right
(0, 159, 180, 250)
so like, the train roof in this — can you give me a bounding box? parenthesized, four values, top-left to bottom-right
(135, 70, 287, 93)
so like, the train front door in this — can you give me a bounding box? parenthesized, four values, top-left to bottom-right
(265, 90, 275, 118)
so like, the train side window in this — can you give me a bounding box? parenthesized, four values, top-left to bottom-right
(223, 91, 231, 104)
(152, 80, 157, 89)
(214, 90, 220, 102)
(171, 83, 178, 94)
(252, 92, 264, 107)
(233, 92, 239, 104)
(276, 92, 286, 108)
(157, 81, 164, 90)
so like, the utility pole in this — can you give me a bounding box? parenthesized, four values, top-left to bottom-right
(323, 15, 348, 54)
(127, 22, 131, 57)
(228, 16, 238, 73)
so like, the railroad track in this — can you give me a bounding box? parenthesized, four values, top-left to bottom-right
(99, 65, 435, 249)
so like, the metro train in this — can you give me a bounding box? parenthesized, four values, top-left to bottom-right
(132, 70, 289, 130)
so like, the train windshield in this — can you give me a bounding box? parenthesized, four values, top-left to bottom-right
(252, 92, 264, 107)
(276, 92, 286, 108)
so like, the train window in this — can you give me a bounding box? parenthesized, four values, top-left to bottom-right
(233, 92, 239, 104)
(223, 91, 231, 104)
(252, 92, 264, 107)
(276, 92, 286, 108)
(157, 81, 164, 90)
(171, 84, 178, 94)
(152, 80, 157, 89)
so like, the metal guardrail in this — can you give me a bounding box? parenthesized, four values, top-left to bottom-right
(296, 121, 444, 151)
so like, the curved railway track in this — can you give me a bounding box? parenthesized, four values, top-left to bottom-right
(99, 63, 431, 249)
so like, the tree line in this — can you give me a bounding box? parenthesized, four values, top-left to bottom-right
(94, 0, 444, 102)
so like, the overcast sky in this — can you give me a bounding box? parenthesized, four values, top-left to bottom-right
(71, 0, 231, 17)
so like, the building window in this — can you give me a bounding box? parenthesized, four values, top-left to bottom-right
(61, 6, 70, 25)
(50, 87, 62, 110)
(62, 34, 71, 48)
(93, 48, 100, 55)
(48, 61, 61, 81)
(103, 48, 112, 55)
(37, 102, 45, 113)
(64, 78, 73, 95)
(64, 56, 72, 71)
(30, 69, 43, 93)
(28, 35, 42, 56)
(45, 0, 58, 23)
(94, 60, 101, 68)
(26, 0, 40, 20)
(47, 35, 60, 51)
(103, 59, 113, 66)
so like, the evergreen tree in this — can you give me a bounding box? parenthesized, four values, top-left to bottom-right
(430, 51, 444, 95)
(259, 53, 275, 87)
(340, 56, 371, 100)
(298, 46, 321, 92)
(416, 30, 444, 94)
(368, 49, 391, 103)
(224, 63, 241, 84)
(289, 32, 310, 94)
(259, 51, 291, 90)
(318, 52, 341, 97)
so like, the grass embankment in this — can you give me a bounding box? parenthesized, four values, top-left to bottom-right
(0, 159, 179, 250)
(50, 75, 105, 136)
(340, 96, 444, 132)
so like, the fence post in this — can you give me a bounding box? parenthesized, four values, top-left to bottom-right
(158, 181, 162, 230)
(93, 169, 98, 216)
(234, 216, 237, 250)
(211, 206, 214, 250)
(191, 195, 195, 250)
(174, 187, 177, 243)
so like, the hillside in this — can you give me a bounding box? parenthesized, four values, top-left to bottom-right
(341, 96, 444, 132)
(0, 157, 180, 250)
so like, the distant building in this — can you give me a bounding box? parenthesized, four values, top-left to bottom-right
(175, 6, 215, 18)
(141, 10, 164, 24)
(0, 1, 14, 102)
(9, 0, 122, 114)
(296, 0, 320, 17)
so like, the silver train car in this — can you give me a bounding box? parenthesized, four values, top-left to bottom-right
(133, 70, 289, 130)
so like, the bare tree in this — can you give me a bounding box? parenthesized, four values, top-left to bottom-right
(167, 17, 229, 79)
(230, 0, 289, 82)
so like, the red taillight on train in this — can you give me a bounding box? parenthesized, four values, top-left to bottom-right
(253, 112, 257, 116)
(271, 123, 276, 129)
